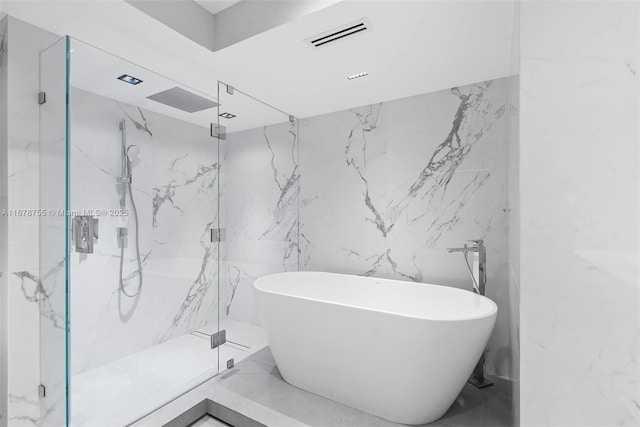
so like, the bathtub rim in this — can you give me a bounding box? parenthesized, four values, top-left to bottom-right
(254, 271, 498, 323)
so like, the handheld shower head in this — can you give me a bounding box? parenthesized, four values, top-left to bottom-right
(126, 145, 140, 161)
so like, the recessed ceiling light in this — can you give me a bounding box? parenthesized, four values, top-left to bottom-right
(219, 112, 236, 119)
(347, 72, 368, 80)
(117, 74, 143, 85)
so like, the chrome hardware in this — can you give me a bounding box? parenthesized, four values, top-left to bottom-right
(119, 119, 128, 208)
(72, 216, 99, 253)
(446, 239, 493, 389)
(210, 228, 226, 243)
(211, 329, 227, 349)
(38, 384, 46, 398)
(446, 239, 486, 295)
(226, 85, 234, 95)
(211, 123, 226, 140)
(117, 227, 128, 248)
(38, 91, 46, 105)
(227, 359, 234, 369)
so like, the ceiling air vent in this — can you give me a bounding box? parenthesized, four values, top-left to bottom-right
(305, 18, 371, 48)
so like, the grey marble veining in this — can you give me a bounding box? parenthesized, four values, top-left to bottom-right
(299, 78, 511, 378)
(344, 103, 387, 236)
(156, 221, 219, 343)
(224, 264, 254, 316)
(344, 247, 424, 283)
(13, 259, 65, 329)
(72, 143, 117, 178)
(120, 104, 153, 137)
(121, 250, 151, 287)
(345, 82, 503, 242)
(261, 121, 300, 242)
(153, 162, 218, 228)
(221, 119, 299, 324)
(0, 21, 6, 68)
(8, 394, 39, 426)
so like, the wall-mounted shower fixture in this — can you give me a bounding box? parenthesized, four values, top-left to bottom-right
(72, 215, 99, 253)
(117, 119, 143, 298)
(117, 74, 143, 85)
(118, 120, 131, 207)
(447, 239, 493, 389)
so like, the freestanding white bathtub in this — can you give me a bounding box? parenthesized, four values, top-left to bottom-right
(254, 271, 497, 425)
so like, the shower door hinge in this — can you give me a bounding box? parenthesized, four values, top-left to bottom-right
(38, 91, 46, 105)
(38, 384, 46, 398)
(289, 115, 294, 123)
(211, 123, 226, 140)
(211, 329, 227, 349)
(210, 228, 226, 243)
(226, 85, 234, 95)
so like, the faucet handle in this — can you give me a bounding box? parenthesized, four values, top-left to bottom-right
(468, 239, 484, 247)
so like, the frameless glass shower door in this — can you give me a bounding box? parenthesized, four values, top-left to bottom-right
(40, 37, 223, 426)
(216, 82, 299, 357)
(39, 36, 69, 427)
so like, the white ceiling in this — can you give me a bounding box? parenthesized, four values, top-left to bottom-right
(4, 0, 516, 125)
(193, 0, 241, 16)
(212, 0, 516, 118)
(68, 37, 288, 132)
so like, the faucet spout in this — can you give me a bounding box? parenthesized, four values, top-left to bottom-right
(446, 238, 492, 389)
(447, 246, 479, 253)
(446, 239, 486, 294)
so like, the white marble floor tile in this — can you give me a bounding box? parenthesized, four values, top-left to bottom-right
(134, 347, 512, 427)
(70, 320, 267, 427)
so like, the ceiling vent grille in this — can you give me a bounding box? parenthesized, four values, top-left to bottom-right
(305, 18, 371, 48)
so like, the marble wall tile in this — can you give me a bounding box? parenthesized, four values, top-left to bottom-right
(220, 120, 299, 325)
(521, 296, 639, 425)
(298, 79, 512, 378)
(223, 79, 513, 378)
(520, 1, 640, 425)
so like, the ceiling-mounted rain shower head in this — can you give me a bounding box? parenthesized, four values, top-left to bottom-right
(146, 87, 219, 113)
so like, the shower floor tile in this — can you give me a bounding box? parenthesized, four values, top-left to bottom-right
(70, 319, 267, 427)
(134, 347, 513, 427)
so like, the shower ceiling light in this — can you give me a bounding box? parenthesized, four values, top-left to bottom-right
(219, 112, 236, 119)
(117, 74, 143, 85)
(347, 72, 368, 80)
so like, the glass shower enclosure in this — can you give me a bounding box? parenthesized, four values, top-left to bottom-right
(39, 36, 298, 426)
